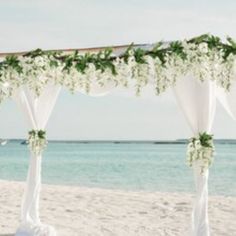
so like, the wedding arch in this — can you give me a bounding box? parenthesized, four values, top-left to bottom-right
(1, 34, 236, 236)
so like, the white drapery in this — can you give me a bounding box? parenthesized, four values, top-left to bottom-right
(173, 75, 216, 236)
(217, 83, 236, 120)
(14, 84, 61, 236)
(13, 81, 114, 235)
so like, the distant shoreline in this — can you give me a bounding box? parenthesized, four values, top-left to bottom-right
(4, 139, 236, 144)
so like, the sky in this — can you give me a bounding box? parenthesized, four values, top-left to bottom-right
(1, 0, 236, 140)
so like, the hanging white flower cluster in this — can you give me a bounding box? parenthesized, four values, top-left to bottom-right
(0, 57, 22, 102)
(154, 53, 187, 94)
(181, 42, 225, 84)
(21, 55, 64, 96)
(129, 55, 155, 94)
(187, 132, 215, 174)
(113, 57, 132, 88)
(0, 53, 64, 102)
(217, 53, 236, 90)
(62, 62, 117, 93)
(28, 130, 47, 156)
(1, 34, 236, 102)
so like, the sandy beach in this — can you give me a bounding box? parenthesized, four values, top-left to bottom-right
(0, 180, 235, 236)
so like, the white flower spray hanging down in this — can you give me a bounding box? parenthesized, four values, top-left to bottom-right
(28, 130, 47, 155)
(187, 132, 215, 174)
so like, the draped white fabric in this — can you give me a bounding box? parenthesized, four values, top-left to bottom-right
(173, 75, 216, 236)
(13, 84, 61, 236)
(216, 83, 236, 120)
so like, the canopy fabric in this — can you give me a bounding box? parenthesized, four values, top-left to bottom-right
(217, 83, 236, 121)
(13, 84, 60, 236)
(173, 76, 216, 236)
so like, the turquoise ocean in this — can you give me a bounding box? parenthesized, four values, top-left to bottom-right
(0, 140, 235, 196)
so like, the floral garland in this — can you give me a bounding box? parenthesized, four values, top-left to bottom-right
(1, 34, 236, 103)
(28, 130, 47, 155)
(187, 132, 214, 174)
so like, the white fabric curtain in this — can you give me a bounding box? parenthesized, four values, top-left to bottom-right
(14, 84, 61, 236)
(217, 84, 236, 120)
(173, 75, 216, 236)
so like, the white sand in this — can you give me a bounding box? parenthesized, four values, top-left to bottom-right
(0, 180, 235, 236)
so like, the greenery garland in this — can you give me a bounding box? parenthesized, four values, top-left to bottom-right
(28, 130, 47, 155)
(187, 132, 214, 174)
(1, 34, 236, 103)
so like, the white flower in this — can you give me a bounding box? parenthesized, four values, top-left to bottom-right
(186, 136, 214, 175)
(198, 43, 208, 54)
(34, 56, 47, 67)
(28, 130, 47, 155)
(3, 82, 9, 87)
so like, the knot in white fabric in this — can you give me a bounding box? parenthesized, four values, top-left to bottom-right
(28, 130, 47, 155)
(187, 132, 214, 175)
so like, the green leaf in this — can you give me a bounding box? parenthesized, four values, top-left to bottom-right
(24, 48, 44, 58)
(169, 41, 187, 60)
(38, 130, 46, 139)
(188, 34, 211, 44)
(123, 43, 134, 64)
(227, 36, 236, 48)
(4, 56, 23, 74)
(133, 48, 146, 64)
(199, 132, 213, 148)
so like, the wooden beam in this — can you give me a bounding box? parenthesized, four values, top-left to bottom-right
(0, 43, 151, 57)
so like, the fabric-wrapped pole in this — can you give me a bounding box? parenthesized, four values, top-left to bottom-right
(13, 84, 60, 236)
(173, 75, 216, 236)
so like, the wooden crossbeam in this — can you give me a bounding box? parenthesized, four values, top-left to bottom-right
(0, 43, 151, 57)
